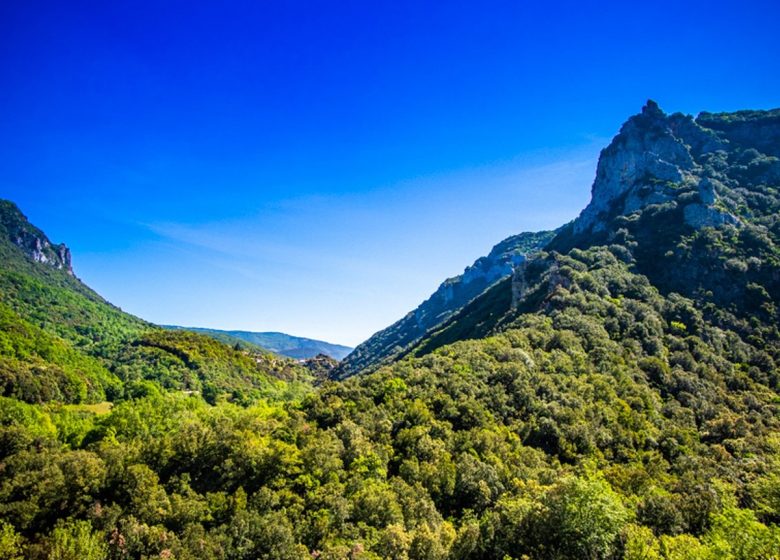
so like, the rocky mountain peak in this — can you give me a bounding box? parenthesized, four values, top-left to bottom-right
(0, 199, 73, 275)
(573, 101, 737, 236)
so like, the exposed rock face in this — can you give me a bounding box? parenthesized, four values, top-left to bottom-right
(573, 100, 738, 235)
(335, 229, 555, 378)
(510, 260, 528, 310)
(0, 200, 74, 275)
(21, 235, 73, 270)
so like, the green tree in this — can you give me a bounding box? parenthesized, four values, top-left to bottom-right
(0, 520, 23, 560)
(531, 475, 630, 560)
(47, 520, 107, 560)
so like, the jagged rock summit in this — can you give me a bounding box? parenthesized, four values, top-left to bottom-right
(573, 100, 741, 236)
(0, 200, 73, 275)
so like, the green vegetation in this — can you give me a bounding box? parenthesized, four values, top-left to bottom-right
(0, 300, 121, 402)
(112, 329, 312, 404)
(2, 239, 779, 558)
(2, 267, 780, 558)
(0, 203, 314, 406)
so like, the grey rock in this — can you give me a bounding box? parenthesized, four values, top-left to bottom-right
(683, 203, 738, 229)
(572, 101, 751, 237)
(1, 200, 73, 275)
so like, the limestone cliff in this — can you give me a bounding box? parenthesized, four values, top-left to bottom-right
(0, 200, 73, 275)
(342, 102, 780, 377)
(573, 100, 740, 237)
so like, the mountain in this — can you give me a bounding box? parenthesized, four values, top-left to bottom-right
(303, 101, 780, 556)
(164, 326, 353, 360)
(0, 200, 311, 405)
(336, 229, 555, 377)
(382, 101, 780, 361)
(2, 103, 780, 559)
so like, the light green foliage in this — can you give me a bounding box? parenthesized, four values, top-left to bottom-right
(658, 534, 714, 560)
(46, 520, 107, 560)
(0, 302, 120, 403)
(0, 204, 314, 405)
(0, 520, 23, 560)
(2, 238, 780, 557)
(533, 475, 631, 559)
(706, 506, 780, 559)
(624, 524, 661, 560)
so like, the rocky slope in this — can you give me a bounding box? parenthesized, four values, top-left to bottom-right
(570, 100, 738, 237)
(2, 103, 780, 559)
(336, 230, 555, 377)
(0, 200, 73, 275)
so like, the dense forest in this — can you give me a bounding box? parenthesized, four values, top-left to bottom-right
(1, 104, 780, 559)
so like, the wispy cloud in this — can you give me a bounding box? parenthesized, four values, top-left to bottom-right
(113, 142, 602, 345)
(145, 141, 600, 265)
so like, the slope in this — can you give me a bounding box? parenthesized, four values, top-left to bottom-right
(336, 229, 555, 377)
(0, 200, 311, 404)
(411, 101, 780, 358)
(1, 104, 780, 559)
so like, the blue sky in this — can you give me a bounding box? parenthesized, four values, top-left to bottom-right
(1, 1, 779, 345)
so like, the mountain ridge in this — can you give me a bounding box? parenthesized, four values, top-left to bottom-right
(0, 199, 312, 405)
(2, 102, 780, 558)
(336, 229, 556, 377)
(163, 325, 353, 360)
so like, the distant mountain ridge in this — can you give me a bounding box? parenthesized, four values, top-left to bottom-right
(164, 326, 352, 360)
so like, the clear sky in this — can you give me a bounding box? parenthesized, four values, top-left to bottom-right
(1, 0, 779, 346)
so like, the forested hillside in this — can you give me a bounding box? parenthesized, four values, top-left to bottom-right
(0, 200, 312, 406)
(1, 103, 780, 559)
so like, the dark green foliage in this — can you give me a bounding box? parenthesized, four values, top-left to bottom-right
(302, 353, 341, 381)
(3, 235, 775, 556)
(411, 276, 517, 359)
(697, 108, 780, 157)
